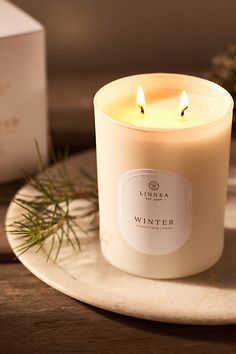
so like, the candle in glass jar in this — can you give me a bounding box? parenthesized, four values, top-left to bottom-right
(105, 87, 226, 129)
(94, 73, 233, 279)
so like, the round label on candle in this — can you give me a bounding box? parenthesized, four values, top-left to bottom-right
(118, 169, 192, 255)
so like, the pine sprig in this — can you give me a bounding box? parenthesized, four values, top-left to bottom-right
(8, 143, 99, 261)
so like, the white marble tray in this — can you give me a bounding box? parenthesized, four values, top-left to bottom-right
(6, 147, 236, 325)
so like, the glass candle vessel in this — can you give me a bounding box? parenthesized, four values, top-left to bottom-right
(94, 73, 233, 279)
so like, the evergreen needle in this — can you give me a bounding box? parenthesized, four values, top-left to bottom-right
(9, 143, 99, 261)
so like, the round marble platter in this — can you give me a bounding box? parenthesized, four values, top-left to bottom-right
(6, 148, 236, 325)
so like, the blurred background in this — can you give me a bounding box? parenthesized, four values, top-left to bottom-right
(11, 0, 236, 150)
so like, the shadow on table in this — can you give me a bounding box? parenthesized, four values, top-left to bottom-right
(80, 226, 236, 341)
(79, 227, 236, 343)
(86, 303, 236, 345)
(174, 228, 236, 290)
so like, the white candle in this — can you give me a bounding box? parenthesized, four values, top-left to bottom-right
(105, 89, 225, 129)
(94, 73, 233, 279)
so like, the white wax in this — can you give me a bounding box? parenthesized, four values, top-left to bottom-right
(104, 89, 226, 129)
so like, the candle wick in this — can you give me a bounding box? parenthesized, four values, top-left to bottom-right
(138, 105, 145, 114)
(181, 105, 188, 117)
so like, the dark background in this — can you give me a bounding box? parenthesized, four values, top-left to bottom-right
(12, 0, 236, 74)
(11, 0, 236, 149)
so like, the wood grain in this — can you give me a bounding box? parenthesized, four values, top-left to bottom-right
(1, 263, 236, 354)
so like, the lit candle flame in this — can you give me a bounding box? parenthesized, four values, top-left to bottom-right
(136, 86, 146, 115)
(180, 90, 189, 117)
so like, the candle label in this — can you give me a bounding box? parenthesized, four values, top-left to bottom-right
(118, 169, 192, 255)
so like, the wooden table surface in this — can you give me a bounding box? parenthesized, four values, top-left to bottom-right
(1, 143, 236, 354)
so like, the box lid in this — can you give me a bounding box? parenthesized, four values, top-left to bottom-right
(0, 0, 43, 38)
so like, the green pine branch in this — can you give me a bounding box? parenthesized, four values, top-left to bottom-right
(8, 143, 99, 261)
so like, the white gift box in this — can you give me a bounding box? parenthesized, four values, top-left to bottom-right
(0, 0, 48, 183)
